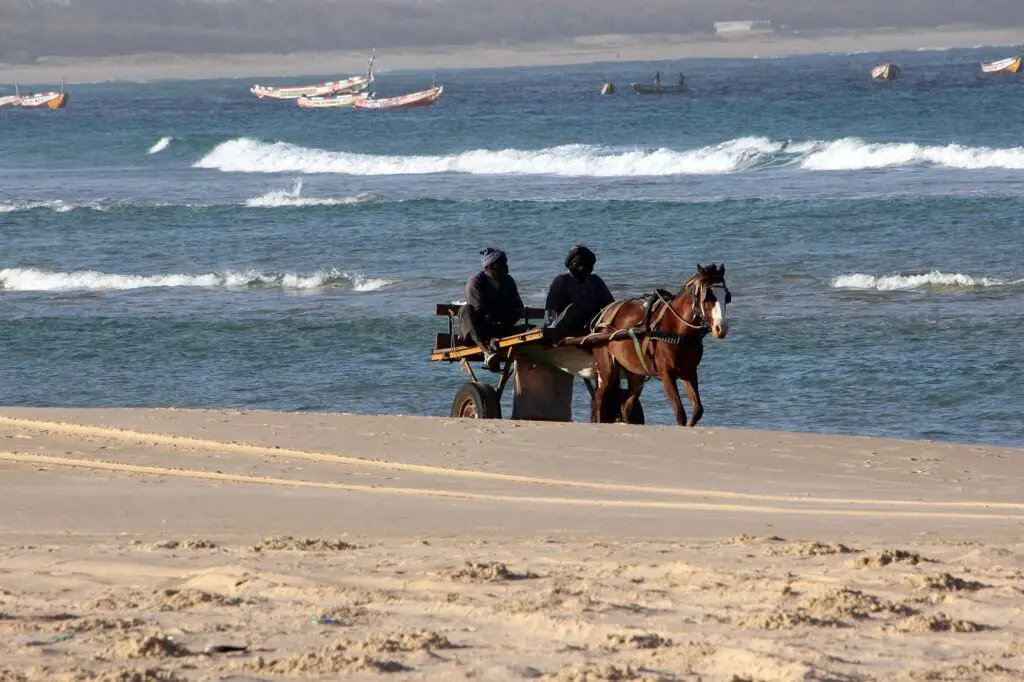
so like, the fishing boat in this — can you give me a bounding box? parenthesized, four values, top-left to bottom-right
(251, 53, 375, 100)
(600, 80, 616, 96)
(0, 93, 20, 108)
(16, 80, 68, 109)
(871, 63, 902, 81)
(981, 56, 1022, 74)
(297, 91, 370, 109)
(630, 72, 686, 94)
(353, 83, 443, 110)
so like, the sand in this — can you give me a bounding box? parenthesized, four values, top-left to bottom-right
(2, 26, 1023, 84)
(0, 407, 1022, 680)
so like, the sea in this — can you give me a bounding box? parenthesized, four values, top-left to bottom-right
(1, 46, 1022, 447)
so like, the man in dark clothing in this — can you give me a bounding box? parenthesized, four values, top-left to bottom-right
(544, 244, 615, 342)
(459, 247, 525, 369)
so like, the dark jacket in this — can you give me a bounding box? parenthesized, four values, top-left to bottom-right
(466, 271, 524, 330)
(545, 273, 614, 321)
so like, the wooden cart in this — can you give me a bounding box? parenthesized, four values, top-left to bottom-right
(431, 304, 643, 423)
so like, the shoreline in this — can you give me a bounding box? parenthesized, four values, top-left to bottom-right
(1, 25, 1022, 84)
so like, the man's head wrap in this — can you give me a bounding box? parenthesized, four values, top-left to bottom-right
(565, 244, 596, 271)
(480, 247, 506, 269)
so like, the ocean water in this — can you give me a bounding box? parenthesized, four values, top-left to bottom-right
(1, 46, 1022, 446)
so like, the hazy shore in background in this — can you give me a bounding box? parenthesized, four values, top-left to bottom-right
(2, 25, 1022, 84)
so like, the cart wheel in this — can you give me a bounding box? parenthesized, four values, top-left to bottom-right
(451, 382, 502, 419)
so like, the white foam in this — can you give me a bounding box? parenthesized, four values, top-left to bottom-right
(244, 179, 373, 207)
(801, 138, 1024, 171)
(831, 271, 1020, 291)
(0, 268, 392, 293)
(148, 137, 173, 154)
(194, 136, 783, 177)
(0, 200, 101, 213)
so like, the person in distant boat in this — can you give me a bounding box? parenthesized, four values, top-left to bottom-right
(459, 247, 525, 370)
(654, 71, 661, 88)
(544, 244, 615, 342)
(678, 73, 685, 88)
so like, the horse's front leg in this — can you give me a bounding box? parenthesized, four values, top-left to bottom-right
(592, 351, 617, 424)
(681, 373, 704, 427)
(660, 374, 687, 426)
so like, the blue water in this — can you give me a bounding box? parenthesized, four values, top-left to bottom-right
(1, 46, 1022, 446)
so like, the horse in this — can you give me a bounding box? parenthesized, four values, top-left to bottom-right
(590, 263, 731, 426)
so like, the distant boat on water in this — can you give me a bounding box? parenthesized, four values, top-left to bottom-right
(251, 53, 375, 100)
(630, 71, 686, 94)
(297, 91, 370, 109)
(11, 80, 69, 109)
(871, 63, 902, 81)
(353, 83, 444, 110)
(600, 80, 616, 95)
(981, 56, 1022, 74)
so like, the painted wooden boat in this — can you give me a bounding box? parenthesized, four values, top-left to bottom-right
(296, 91, 369, 109)
(981, 56, 1022, 74)
(251, 54, 375, 99)
(630, 73, 686, 94)
(871, 63, 902, 80)
(353, 84, 444, 110)
(630, 83, 686, 94)
(17, 80, 68, 109)
(600, 80, 616, 95)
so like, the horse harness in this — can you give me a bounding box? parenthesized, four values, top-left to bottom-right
(593, 281, 720, 375)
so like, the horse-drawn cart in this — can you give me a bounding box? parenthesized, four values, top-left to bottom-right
(430, 304, 644, 423)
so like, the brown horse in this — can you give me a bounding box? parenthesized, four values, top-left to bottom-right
(591, 264, 730, 426)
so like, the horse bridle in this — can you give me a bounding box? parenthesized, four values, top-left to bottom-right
(658, 280, 730, 332)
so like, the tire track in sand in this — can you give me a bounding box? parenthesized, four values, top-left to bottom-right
(0, 415, 1021, 512)
(2, 450, 1023, 520)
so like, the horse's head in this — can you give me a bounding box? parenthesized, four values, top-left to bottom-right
(694, 263, 730, 339)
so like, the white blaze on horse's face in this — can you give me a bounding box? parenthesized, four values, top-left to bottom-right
(709, 284, 728, 339)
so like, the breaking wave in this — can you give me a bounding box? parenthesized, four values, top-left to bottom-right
(800, 139, 1024, 171)
(194, 136, 783, 176)
(0, 268, 392, 293)
(148, 136, 173, 154)
(193, 136, 1024, 177)
(244, 179, 375, 207)
(0, 200, 93, 213)
(831, 271, 1023, 291)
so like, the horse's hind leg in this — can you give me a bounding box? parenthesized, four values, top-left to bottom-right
(619, 371, 645, 423)
(661, 374, 687, 426)
(681, 373, 704, 427)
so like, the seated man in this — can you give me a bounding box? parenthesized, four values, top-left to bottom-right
(459, 247, 525, 370)
(544, 244, 615, 342)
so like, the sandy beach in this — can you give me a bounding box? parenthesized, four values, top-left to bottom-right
(0, 407, 1021, 680)
(1, 26, 1022, 84)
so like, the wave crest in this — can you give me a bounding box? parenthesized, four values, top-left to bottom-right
(0, 268, 392, 293)
(831, 271, 1022, 291)
(148, 137, 173, 154)
(194, 136, 782, 177)
(194, 136, 1024, 177)
(244, 179, 374, 207)
(801, 138, 1024, 171)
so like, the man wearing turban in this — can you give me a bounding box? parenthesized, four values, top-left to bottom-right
(459, 247, 525, 370)
(544, 244, 614, 341)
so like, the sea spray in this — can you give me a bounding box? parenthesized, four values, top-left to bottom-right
(148, 137, 173, 154)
